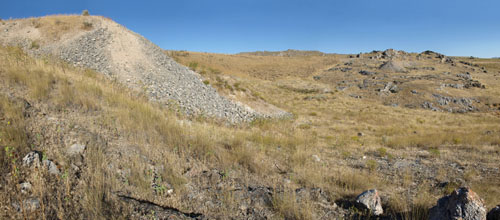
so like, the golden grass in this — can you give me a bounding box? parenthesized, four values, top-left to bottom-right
(168, 50, 500, 211)
(0, 94, 28, 175)
(1, 45, 499, 218)
(167, 50, 340, 80)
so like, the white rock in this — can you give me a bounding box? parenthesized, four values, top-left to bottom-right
(355, 189, 383, 215)
(312, 154, 321, 162)
(20, 182, 32, 194)
(43, 160, 60, 175)
(22, 151, 41, 167)
(67, 143, 86, 156)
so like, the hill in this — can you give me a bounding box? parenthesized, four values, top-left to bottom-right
(238, 49, 329, 57)
(0, 15, 288, 123)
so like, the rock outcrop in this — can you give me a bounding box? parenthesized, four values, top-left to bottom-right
(379, 60, 408, 73)
(429, 187, 487, 220)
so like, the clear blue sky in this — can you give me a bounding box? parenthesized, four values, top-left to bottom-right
(2, 0, 499, 57)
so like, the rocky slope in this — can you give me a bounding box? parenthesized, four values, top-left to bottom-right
(0, 15, 289, 123)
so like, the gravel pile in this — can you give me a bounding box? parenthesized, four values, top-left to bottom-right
(2, 17, 289, 123)
(57, 28, 113, 76)
(134, 34, 266, 122)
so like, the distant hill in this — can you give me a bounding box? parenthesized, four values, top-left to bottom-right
(238, 49, 330, 57)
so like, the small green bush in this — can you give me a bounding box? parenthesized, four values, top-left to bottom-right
(366, 159, 378, 172)
(377, 147, 387, 157)
(428, 148, 440, 157)
(82, 21, 93, 30)
(82, 10, 90, 16)
(188, 62, 198, 70)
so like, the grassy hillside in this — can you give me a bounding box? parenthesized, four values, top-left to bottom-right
(168, 50, 500, 210)
(0, 43, 499, 219)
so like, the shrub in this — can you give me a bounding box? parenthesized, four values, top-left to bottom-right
(30, 41, 40, 49)
(366, 159, 378, 172)
(82, 21, 93, 30)
(377, 147, 387, 157)
(188, 62, 198, 70)
(428, 148, 440, 157)
(298, 124, 311, 129)
(82, 10, 90, 16)
(202, 80, 210, 85)
(31, 19, 41, 28)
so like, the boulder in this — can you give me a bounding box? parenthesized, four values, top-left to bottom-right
(429, 187, 487, 220)
(355, 189, 383, 215)
(488, 205, 500, 220)
(379, 60, 407, 73)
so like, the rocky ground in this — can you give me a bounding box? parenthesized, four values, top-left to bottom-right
(314, 49, 500, 114)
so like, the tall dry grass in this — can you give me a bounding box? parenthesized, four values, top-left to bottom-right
(1, 44, 499, 218)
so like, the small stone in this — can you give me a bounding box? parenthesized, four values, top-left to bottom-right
(357, 132, 364, 137)
(22, 151, 41, 167)
(43, 160, 60, 175)
(67, 143, 86, 156)
(312, 155, 321, 162)
(71, 163, 80, 171)
(20, 182, 32, 194)
(355, 189, 383, 215)
(24, 198, 40, 211)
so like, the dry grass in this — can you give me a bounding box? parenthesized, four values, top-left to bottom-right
(1, 44, 499, 218)
(168, 50, 500, 213)
(0, 94, 28, 176)
(272, 189, 314, 220)
(167, 50, 340, 80)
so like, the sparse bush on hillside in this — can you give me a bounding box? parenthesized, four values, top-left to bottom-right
(366, 159, 378, 172)
(82, 21, 93, 30)
(208, 67, 221, 74)
(31, 18, 41, 28)
(188, 61, 198, 70)
(82, 10, 90, 16)
(30, 40, 40, 49)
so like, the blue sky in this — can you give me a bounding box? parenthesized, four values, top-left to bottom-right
(1, 0, 499, 57)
